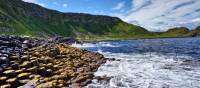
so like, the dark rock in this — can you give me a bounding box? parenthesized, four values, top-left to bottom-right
(49, 36, 77, 44)
(108, 58, 120, 61)
(0, 84, 11, 88)
(0, 56, 9, 67)
(0, 36, 107, 88)
(3, 70, 16, 78)
(0, 76, 7, 85)
(11, 63, 19, 70)
(17, 73, 31, 80)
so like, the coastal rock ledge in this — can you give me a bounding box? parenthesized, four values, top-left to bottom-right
(0, 36, 107, 88)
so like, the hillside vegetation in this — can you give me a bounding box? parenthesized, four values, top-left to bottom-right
(0, 0, 199, 40)
(0, 0, 148, 38)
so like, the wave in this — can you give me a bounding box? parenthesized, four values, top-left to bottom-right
(87, 52, 200, 88)
(72, 41, 119, 48)
(72, 40, 200, 88)
(71, 43, 97, 48)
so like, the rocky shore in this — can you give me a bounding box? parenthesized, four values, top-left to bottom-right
(0, 36, 107, 88)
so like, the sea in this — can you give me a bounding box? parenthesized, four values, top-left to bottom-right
(72, 37, 200, 88)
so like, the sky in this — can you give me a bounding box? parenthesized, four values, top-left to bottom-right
(22, 0, 200, 32)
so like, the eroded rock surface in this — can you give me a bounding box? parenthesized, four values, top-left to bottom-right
(0, 36, 107, 88)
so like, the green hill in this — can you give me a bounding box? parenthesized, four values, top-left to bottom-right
(159, 27, 200, 38)
(189, 26, 200, 37)
(0, 0, 199, 40)
(0, 0, 148, 39)
(160, 27, 190, 37)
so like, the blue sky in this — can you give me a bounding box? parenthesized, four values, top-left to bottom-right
(23, 0, 200, 32)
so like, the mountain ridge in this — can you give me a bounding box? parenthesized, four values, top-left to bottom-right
(0, 0, 148, 38)
(0, 0, 199, 40)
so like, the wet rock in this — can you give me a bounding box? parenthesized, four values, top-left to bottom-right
(20, 61, 33, 68)
(15, 69, 25, 74)
(21, 55, 29, 61)
(180, 59, 193, 65)
(72, 73, 93, 84)
(108, 58, 121, 61)
(0, 56, 9, 67)
(27, 66, 38, 74)
(19, 79, 31, 85)
(17, 73, 31, 80)
(0, 67, 3, 74)
(182, 67, 192, 71)
(3, 70, 16, 78)
(9, 55, 20, 61)
(94, 75, 111, 83)
(49, 36, 77, 44)
(6, 78, 19, 86)
(0, 36, 107, 87)
(11, 63, 19, 70)
(0, 76, 7, 85)
(71, 83, 82, 88)
(0, 84, 11, 88)
(36, 82, 55, 88)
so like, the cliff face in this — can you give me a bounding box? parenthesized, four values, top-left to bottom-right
(162, 27, 190, 37)
(165, 26, 200, 37)
(166, 27, 190, 34)
(190, 26, 200, 37)
(0, 0, 147, 37)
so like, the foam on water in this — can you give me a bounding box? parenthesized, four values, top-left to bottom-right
(88, 52, 200, 88)
(72, 39, 200, 88)
(72, 41, 119, 48)
(71, 43, 96, 48)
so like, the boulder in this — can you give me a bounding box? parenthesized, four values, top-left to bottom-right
(20, 61, 33, 69)
(6, 78, 18, 85)
(19, 79, 31, 85)
(17, 73, 31, 80)
(3, 70, 16, 78)
(0, 76, 7, 85)
(0, 56, 9, 67)
(0, 84, 11, 88)
(11, 63, 20, 70)
(36, 82, 54, 88)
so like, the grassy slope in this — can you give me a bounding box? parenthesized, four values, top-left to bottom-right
(0, 0, 199, 40)
(0, 0, 149, 38)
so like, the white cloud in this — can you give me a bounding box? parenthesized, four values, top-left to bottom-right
(38, 3, 46, 7)
(191, 18, 200, 22)
(112, 2, 125, 10)
(63, 4, 68, 8)
(22, 0, 46, 7)
(121, 0, 200, 31)
(22, 0, 37, 3)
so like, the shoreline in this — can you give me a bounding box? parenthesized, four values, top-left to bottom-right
(0, 36, 107, 88)
(78, 36, 197, 42)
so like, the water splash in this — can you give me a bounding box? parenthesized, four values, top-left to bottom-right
(72, 38, 200, 88)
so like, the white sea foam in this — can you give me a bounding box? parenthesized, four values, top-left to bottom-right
(72, 42, 200, 88)
(72, 41, 119, 48)
(98, 42, 119, 47)
(71, 43, 96, 48)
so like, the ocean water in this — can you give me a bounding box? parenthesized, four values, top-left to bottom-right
(72, 37, 200, 88)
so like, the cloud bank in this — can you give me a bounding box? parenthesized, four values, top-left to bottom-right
(112, 2, 125, 10)
(22, 0, 200, 31)
(22, 0, 38, 3)
(122, 0, 200, 31)
(22, 0, 45, 7)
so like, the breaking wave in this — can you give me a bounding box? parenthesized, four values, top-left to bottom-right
(72, 38, 200, 88)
